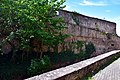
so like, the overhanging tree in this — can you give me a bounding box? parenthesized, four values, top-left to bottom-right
(0, 0, 68, 59)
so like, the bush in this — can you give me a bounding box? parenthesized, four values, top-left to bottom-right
(85, 42, 96, 58)
(45, 51, 74, 64)
(45, 51, 86, 64)
(0, 60, 29, 80)
(76, 51, 86, 59)
(27, 55, 51, 76)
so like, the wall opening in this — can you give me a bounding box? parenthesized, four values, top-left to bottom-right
(111, 44, 114, 46)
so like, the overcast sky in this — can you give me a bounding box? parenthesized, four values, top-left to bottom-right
(64, 0, 120, 36)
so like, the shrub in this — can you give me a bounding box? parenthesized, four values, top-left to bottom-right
(76, 51, 86, 59)
(27, 55, 51, 76)
(45, 51, 86, 64)
(45, 51, 76, 64)
(85, 42, 96, 58)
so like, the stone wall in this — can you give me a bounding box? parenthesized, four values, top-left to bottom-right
(59, 10, 116, 34)
(58, 10, 120, 55)
(25, 50, 120, 80)
(1, 10, 120, 55)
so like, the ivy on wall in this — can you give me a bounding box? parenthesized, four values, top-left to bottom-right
(95, 23, 99, 31)
(85, 42, 96, 58)
(71, 12, 81, 26)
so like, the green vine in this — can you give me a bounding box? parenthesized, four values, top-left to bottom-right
(95, 23, 99, 31)
(71, 13, 80, 26)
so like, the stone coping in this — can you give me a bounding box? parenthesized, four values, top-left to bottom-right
(25, 50, 120, 80)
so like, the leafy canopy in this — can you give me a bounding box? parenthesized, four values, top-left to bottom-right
(0, 0, 68, 53)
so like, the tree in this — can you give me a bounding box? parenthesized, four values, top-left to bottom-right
(0, 0, 68, 60)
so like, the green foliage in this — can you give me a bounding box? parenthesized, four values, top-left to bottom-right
(0, 0, 67, 56)
(27, 55, 51, 76)
(71, 13, 80, 25)
(72, 11, 80, 14)
(65, 40, 85, 52)
(46, 51, 86, 64)
(85, 42, 96, 58)
(95, 23, 99, 31)
(0, 57, 29, 80)
(76, 40, 84, 49)
(77, 51, 86, 59)
(51, 51, 78, 63)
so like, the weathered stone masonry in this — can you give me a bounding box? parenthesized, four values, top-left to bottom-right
(59, 10, 120, 56)
(1, 10, 120, 55)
